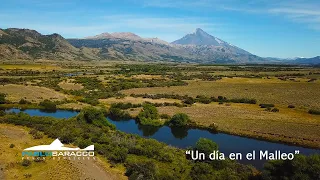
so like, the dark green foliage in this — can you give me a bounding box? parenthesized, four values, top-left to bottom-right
(21, 159, 31, 167)
(79, 98, 99, 106)
(288, 105, 295, 108)
(265, 107, 280, 112)
(19, 98, 31, 104)
(137, 104, 161, 126)
(195, 138, 218, 155)
(77, 107, 115, 128)
(125, 161, 158, 180)
(262, 154, 320, 180)
(169, 113, 190, 127)
(108, 107, 131, 119)
(259, 104, 275, 108)
(183, 97, 195, 105)
(0, 93, 6, 104)
(0, 110, 5, 116)
(131, 93, 257, 105)
(10, 144, 15, 148)
(308, 109, 320, 115)
(39, 99, 57, 111)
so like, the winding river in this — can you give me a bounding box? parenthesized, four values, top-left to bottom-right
(6, 108, 320, 169)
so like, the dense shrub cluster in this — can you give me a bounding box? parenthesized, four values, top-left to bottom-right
(131, 93, 257, 105)
(39, 99, 57, 111)
(168, 113, 191, 127)
(0, 110, 318, 179)
(308, 109, 320, 115)
(137, 104, 162, 126)
(0, 93, 6, 104)
(259, 104, 275, 108)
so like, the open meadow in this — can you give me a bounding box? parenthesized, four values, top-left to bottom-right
(1, 61, 320, 149)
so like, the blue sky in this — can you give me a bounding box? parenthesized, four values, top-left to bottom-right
(1, 0, 319, 58)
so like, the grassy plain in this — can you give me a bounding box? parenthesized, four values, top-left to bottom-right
(1, 61, 320, 149)
(122, 78, 320, 109)
(0, 84, 68, 103)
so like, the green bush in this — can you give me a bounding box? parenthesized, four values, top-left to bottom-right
(195, 138, 218, 155)
(19, 98, 31, 104)
(137, 104, 162, 126)
(288, 105, 295, 108)
(77, 107, 115, 128)
(169, 113, 190, 127)
(262, 155, 320, 179)
(0, 93, 6, 104)
(21, 159, 31, 167)
(259, 104, 275, 108)
(108, 107, 131, 119)
(308, 109, 320, 115)
(10, 144, 15, 148)
(39, 100, 57, 111)
(0, 110, 5, 116)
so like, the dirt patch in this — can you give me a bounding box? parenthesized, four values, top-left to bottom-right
(0, 84, 68, 103)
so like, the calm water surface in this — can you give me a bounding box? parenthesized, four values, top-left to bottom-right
(6, 108, 320, 169)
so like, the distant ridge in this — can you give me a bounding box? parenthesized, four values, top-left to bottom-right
(0, 27, 317, 64)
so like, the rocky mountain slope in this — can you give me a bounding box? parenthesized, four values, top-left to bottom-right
(0, 28, 100, 60)
(1, 27, 316, 64)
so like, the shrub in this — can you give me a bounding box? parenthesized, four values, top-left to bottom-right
(10, 144, 15, 148)
(0, 110, 5, 116)
(183, 97, 195, 105)
(195, 138, 218, 155)
(308, 109, 320, 115)
(108, 107, 131, 119)
(19, 98, 31, 104)
(288, 105, 295, 108)
(21, 159, 31, 166)
(169, 113, 190, 127)
(259, 104, 275, 108)
(77, 107, 115, 128)
(137, 104, 162, 126)
(208, 123, 218, 133)
(271, 108, 279, 112)
(39, 100, 57, 111)
(0, 93, 6, 104)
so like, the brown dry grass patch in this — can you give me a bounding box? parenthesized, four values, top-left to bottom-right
(0, 84, 68, 103)
(156, 103, 320, 148)
(122, 78, 320, 109)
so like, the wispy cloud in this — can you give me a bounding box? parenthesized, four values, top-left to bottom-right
(137, 0, 320, 31)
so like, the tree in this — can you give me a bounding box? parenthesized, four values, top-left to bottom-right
(262, 154, 320, 180)
(39, 99, 56, 111)
(195, 138, 218, 155)
(169, 113, 190, 127)
(137, 104, 161, 126)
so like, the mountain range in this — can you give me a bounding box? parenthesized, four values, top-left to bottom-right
(0, 27, 318, 64)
